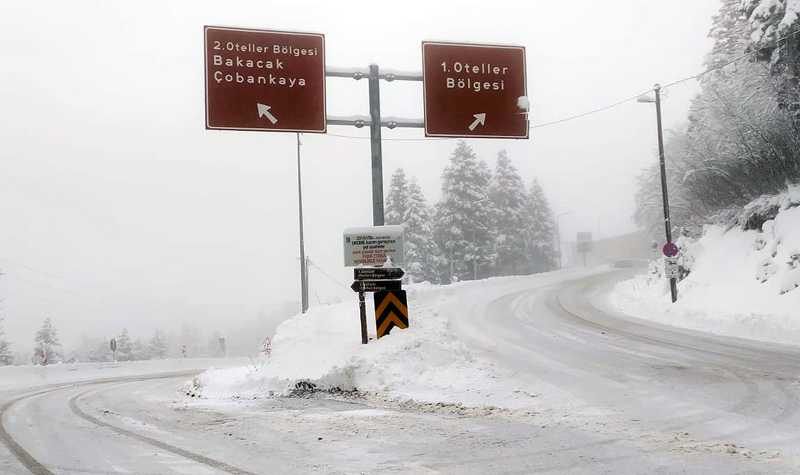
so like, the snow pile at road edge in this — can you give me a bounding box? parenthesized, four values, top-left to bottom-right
(189, 277, 545, 409)
(611, 187, 800, 345)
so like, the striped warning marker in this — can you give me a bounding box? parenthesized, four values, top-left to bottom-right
(373, 290, 409, 338)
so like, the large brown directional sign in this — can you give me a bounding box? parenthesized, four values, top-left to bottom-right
(204, 26, 326, 133)
(422, 41, 528, 139)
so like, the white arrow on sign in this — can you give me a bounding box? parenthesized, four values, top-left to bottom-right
(468, 113, 486, 131)
(257, 103, 278, 124)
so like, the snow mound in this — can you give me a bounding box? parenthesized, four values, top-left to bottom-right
(611, 187, 800, 345)
(190, 282, 526, 407)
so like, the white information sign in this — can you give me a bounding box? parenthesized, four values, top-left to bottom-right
(343, 225, 404, 267)
(664, 257, 680, 279)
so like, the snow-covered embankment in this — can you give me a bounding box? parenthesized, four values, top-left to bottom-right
(612, 187, 800, 345)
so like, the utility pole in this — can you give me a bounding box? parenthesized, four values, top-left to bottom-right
(652, 84, 678, 303)
(296, 133, 309, 313)
(555, 211, 572, 269)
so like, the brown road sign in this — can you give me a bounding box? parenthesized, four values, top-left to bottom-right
(354, 267, 405, 281)
(351, 280, 402, 293)
(204, 26, 326, 133)
(422, 41, 528, 139)
(374, 290, 409, 338)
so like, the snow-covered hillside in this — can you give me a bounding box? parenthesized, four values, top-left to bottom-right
(612, 186, 800, 345)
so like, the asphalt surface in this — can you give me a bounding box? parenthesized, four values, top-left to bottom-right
(2, 268, 799, 474)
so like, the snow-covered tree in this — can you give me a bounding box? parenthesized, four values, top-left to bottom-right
(634, 0, 800, 234)
(434, 141, 496, 281)
(0, 317, 12, 366)
(385, 168, 409, 225)
(524, 179, 558, 273)
(115, 328, 133, 361)
(87, 339, 113, 362)
(148, 330, 168, 359)
(403, 178, 445, 283)
(33, 318, 62, 365)
(488, 150, 530, 275)
(131, 338, 151, 361)
(179, 323, 203, 357)
(743, 0, 800, 122)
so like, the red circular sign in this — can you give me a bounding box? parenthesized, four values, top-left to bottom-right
(662, 242, 679, 257)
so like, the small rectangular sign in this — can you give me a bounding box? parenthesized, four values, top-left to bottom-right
(664, 257, 680, 279)
(576, 231, 593, 253)
(354, 267, 405, 281)
(351, 280, 402, 293)
(343, 225, 404, 267)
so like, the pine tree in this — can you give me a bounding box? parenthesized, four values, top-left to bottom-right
(488, 150, 530, 275)
(116, 328, 133, 361)
(148, 330, 168, 359)
(385, 168, 409, 225)
(88, 339, 112, 362)
(434, 141, 495, 281)
(0, 317, 12, 366)
(524, 179, 558, 273)
(743, 0, 800, 122)
(403, 178, 444, 283)
(33, 318, 62, 365)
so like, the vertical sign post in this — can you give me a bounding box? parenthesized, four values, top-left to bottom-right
(368, 64, 385, 226)
(204, 25, 326, 314)
(654, 84, 678, 303)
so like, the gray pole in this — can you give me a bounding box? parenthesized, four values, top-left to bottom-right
(358, 290, 368, 344)
(654, 84, 678, 303)
(368, 64, 385, 226)
(296, 133, 309, 313)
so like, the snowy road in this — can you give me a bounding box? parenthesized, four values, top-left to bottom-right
(2, 269, 800, 473)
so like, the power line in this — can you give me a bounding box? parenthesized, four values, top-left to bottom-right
(661, 26, 800, 91)
(324, 132, 451, 142)
(530, 88, 654, 129)
(324, 26, 800, 139)
(306, 259, 351, 291)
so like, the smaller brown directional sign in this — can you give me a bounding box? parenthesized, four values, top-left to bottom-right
(422, 41, 528, 139)
(351, 280, 402, 293)
(204, 26, 326, 133)
(374, 290, 409, 338)
(354, 267, 405, 281)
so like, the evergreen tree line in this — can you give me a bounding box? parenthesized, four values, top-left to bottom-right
(0, 317, 222, 366)
(635, 0, 800, 235)
(385, 141, 557, 283)
(0, 316, 12, 366)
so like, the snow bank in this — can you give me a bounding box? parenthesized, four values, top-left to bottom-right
(611, 187, 800, 345)
(189, 274, 586, 408)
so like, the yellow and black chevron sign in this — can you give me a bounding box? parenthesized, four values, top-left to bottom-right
(373, 290, 409, 338)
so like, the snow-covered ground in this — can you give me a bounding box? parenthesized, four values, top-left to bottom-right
(611, 187, 800, 346)
(189, 268, 603, 409)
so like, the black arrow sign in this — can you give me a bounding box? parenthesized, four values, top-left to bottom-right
(351, 280, 402, 293)
(354, 267, 405, 281)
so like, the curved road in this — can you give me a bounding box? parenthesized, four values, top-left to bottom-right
(2, 268, 799, 473)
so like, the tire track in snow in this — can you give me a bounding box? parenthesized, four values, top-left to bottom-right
(68, 383, 257, 475)
(0, 371, 255, 475)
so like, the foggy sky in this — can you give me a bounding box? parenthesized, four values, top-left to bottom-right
(0, 0, 719, 350)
